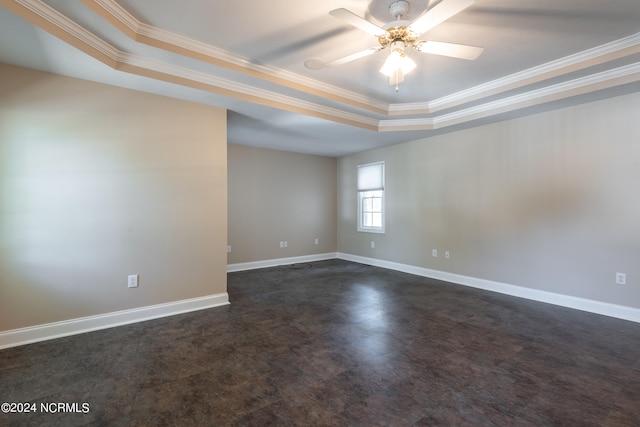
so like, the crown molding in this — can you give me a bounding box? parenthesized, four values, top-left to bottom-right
(388, 32, 640, 116)
(91, 0, 137, 32)
(380, 62, 640, 131)
(80, 0, 389, 116)
(118, 54, 379, 130)
(3, 0, 640, 135)
(434, 62, 640, 127)
(11, 0, 120, 64)
(1, 0, 379, 130)
(81, 0, 640, 119)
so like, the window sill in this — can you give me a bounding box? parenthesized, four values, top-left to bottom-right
(357, 228, 385, 234)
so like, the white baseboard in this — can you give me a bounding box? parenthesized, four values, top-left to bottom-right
(0, 293, 229, 350)
(337, 252, 640, 324)
(5, 254, 636, 350)
(227, 252, 338, 272)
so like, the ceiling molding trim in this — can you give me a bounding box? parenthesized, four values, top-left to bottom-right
(5, 0, 639, 135)
(433, 62, 640, 128)
(2, 0, 378, 130)
(377, 118, 435, 132)
(379, 62, 640, 131)
(80, 0, 389, 116)
(90, 0, 137, 34)
(5, 0, 120, 66)
(422, 32, 640, 114)
(116, 56, 379, 131)
(141, 24, 390, 114)
(137, 24, 392, 114)
(120, 54, 380, 129)
(386, 102, 430, 116)
(387, 32, 640, 116)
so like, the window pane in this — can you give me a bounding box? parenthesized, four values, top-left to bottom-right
(363, 213, 373, 227)
(357, 184, 384, 233)
(372, 197, 381, 212)
(372, 213, 382, 227)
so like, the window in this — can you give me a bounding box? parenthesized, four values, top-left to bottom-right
(357, 162, 385, 233)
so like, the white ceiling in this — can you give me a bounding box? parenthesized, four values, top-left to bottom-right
(1, 0, 639, 157)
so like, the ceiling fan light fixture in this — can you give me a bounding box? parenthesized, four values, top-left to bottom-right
(380, 49, 402, 77)
(316, 0, 482, 92)
(380, 40, 416, 80)
(380, 40, 416, 87)
(400, 54, 416, 74)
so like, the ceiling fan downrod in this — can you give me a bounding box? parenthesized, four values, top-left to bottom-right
(389, 0, 410, 20)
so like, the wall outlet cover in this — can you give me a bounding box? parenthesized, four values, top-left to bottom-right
(127, 274, 139, 288)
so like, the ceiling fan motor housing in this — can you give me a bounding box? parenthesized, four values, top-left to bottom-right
(379, 25, 418, 49)
(379, 0, 418, 49)
(388, 0, 410, 19)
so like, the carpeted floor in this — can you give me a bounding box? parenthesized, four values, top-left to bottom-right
(1, 259, 639, 426)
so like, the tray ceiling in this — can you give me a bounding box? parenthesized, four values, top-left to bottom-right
(1, 0, 639, 156)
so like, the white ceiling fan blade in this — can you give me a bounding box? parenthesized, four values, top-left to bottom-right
(415, 40, 483, 60)
(326, 47, 381, 67)
(329, 8, 387, 37)
(409, 0, 475, 35)
(305, 48, 381, 70)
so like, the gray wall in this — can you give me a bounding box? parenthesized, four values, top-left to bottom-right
(227, 143, 337, 264)
(0, 64, 228, 331)
(338, 92, 640, 309)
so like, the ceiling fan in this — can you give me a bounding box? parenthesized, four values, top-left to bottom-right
(305, 0, 484, 90)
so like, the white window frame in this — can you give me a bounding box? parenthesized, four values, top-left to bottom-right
(357, 162, 385, 234)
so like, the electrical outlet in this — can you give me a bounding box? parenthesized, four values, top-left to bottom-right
(314, 238, 319, 245)
(445, 251, 450, 259)
(616, 272, 626, 285)
(284, 241, 288, 248)
(227, 245, 231, 253)
(280, 241, 284, 248)
(371, 241, 375, 249)
(128, 274, 139, 288)
(432, 249, 438, 257)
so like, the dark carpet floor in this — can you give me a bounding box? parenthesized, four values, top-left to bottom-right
(1, 259, 639, 426)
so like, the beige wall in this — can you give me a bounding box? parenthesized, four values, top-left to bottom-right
(0, 64, 228, 331)
(228, 144, 336, 264)
(338, 92, 640, 309)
